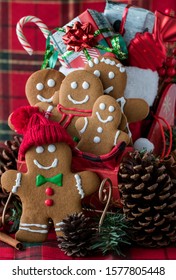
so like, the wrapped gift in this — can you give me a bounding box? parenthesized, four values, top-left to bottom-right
(50, 9, 115, 68)
(104, 1, 155, 45)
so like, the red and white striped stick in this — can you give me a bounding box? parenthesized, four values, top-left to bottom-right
(16, 15, 50, 55)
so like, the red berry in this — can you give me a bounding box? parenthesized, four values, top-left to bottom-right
(165, 57, 176, 67)
(166, 67, 176, 77)
(158, 67, 166, 76)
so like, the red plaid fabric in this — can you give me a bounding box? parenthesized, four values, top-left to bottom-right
(0, 230, 176, 260)
(0, 0, 176, 260)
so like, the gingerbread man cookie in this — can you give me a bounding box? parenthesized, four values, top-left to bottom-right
(1, 112, 100, 242)
(85, 55, 149, 123)
(52, 69, 104, 139)
(75, 95, 130, 155)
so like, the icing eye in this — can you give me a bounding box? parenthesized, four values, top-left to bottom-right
(109, 105, 115, 112)
(36, 146, 44, 153)
(47, 79, 55, 87)
(94, 70, 100, 77)
(36, 83, 44, 91)
(99, 103, 106, 110)
(71, 81, 78, 89)
(48, 144, 56, 153)
(108, 71, 115, 79)
(82, 81, 90, 89)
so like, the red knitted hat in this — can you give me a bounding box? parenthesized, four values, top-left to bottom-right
(10, 107, 75, 160)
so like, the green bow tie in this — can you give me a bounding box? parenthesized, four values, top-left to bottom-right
(36, 173, 63, 187)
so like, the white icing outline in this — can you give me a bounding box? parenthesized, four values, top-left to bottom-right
(93, 70, 100, 77)
(12, 173, 22, 193)
(20, 223, 47, 228)
(104, 86, 113, 94)
(37, 94, 53, 103)
(33, 158, 58, 170)
(96, 112, 114, 123)
(74, 174, 85, 199)
(79, 117, 88, 134)
(45, 105, 54, 119)
(55, 221, 64, 231)
(19, 227, 48, 234)
(116, 97, 126, 112)
(67, 94, 89, 105)
(114, 130, 120, 145)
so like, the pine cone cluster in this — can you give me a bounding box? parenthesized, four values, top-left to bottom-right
(58, 212, 96, 257)
(118, 150, 176, 248)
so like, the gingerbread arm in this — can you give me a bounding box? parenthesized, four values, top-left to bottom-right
(123, 98, 149, 123)
(1, 170, 23, 194)
(76, 171, 100, 197)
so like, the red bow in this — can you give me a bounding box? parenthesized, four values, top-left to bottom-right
(62, 21, 96, 52)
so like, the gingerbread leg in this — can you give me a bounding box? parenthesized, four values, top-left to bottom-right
(16, 215, 49, 243)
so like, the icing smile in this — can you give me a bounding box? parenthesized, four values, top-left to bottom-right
(104, 86, 113, 94)
(68, 94, 90, 105)
(96, 111, 114, 123)
(37, 94, 53, 103)
(33, 158, 58, 170)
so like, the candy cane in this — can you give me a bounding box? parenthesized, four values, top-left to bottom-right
(16, 15, 50, 55)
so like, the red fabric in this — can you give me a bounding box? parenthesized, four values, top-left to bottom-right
(0, 230, 176, 260)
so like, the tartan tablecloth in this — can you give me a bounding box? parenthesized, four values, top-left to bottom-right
(0, 230, 176, 260)
(1, 0, 176, 260)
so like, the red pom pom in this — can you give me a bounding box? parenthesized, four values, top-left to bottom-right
(9, 106, 39, 134)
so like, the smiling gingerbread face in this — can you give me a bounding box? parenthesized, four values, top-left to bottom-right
(75, 95, 130, 155)
(25, 142, 72, 177)
(84, 56, 127, 99)
(25, 69, 65, 105)
(53, 70, 104, 110)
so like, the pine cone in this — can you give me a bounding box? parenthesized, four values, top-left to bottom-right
(118, 150, 176, 248)
(58, 212, 96, 257)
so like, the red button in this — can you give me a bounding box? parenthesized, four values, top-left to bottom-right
(45, 199, 54, 206)
(45, 187, 54, 196)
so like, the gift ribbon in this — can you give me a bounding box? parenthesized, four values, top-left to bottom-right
(42, 22, 128, 68)
(36, 173, 63, 187)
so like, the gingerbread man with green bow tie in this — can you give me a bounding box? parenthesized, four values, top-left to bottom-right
(1, 110, 100, 243)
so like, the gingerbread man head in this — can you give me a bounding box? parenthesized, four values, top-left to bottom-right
(25, 69, 65, 105)
(52, 69, 104, 110)
(85, 55, 149, 123)
(84, 55, 127, 99)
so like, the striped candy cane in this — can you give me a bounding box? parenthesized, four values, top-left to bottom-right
(16, 15, 50, 55)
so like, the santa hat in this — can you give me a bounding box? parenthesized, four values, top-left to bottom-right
(10, 106, 75, 160)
